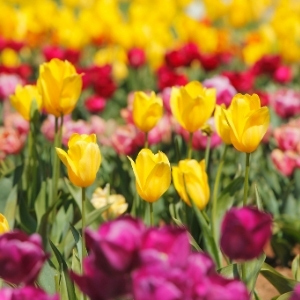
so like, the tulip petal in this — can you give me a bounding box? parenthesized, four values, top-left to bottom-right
(127, 156, 143, 192)
(184, 81, 203, 98)
(55, 148, 69, 167)
(143, 162, 171, 202)
(172, 166, 189, 204)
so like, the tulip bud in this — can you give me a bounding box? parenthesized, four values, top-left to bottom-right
(10, 85, 42, 121)
(222, 93, 270, 153)
(132, 91, 163, 133)
(170, 81, 216, 133)
(37, 58, 82, 117)
(128, 148, 171, 203)
(172, 159, 210, 210)
(0, 213, 9, 234)
(56, 133, 101, 187)
(220, 206, 272, 260)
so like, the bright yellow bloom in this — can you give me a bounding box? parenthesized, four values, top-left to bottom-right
(0, 213, 9, 234)
(37, 58, 82, 117)
(128, 148, 171, 203)
(10, 85, 42, 121)
(214, 105, 231, 145)
(170, 81, 216, 133)
(222, 94, 270, 153)
(172, 159, 210, 210)
(56, 133, 101, 187)
(133, 91, 163, 132)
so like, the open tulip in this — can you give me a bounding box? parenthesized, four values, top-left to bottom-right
(133, 91, 163, 132)
(172, 159, 210, 210)
(170, 81, 216, 133)
(10, 85, 42, 121)
(37, 58, 82, 117)
(222, 93, 270, 153)
(128, 148, 171, 203)
(0, 213, 9, 234)
(56, 133, 101, 187)
(214, 105, 231, 145)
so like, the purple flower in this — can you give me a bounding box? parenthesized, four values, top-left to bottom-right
(71, 255, 131, 300)
(220, 207, 272, 260)
(290, 283, 300, 300)
(0, 231, 48, 285)
(140, 226, 190, 268)
(203, 75, 237, 107)
(0, 287, 58, 300)
(85, 215, 145, 273)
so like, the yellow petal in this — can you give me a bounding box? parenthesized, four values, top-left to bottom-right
(127, 156, 143, 192)
(135, 148, 156, 187)
(172, 166, 189, 204)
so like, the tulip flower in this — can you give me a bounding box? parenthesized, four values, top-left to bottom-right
(56, 133, 101, 188)
(0, 213, 9, 234)
(222, 93, 270, 153)
(10, 85, 42, 121)
(132, 91, 163, 133)
(37, 58, 82, 117)
(214, 105, 231, 144)
(172, 159, 210, 210)
(128, 148, 171, 203)
(0, 231, 48, 285)
(0, 287, 59, 300)
(220, 206, 272, 260)
(170, 81, 216, 133)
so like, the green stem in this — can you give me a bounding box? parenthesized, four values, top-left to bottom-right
(187, 132, 193, 159)
(204, 135, 211, 171)
(149, 202, 154, 226)
(144, 132, 149, 149)
(243, 153, 251, 206)
(81, 187, 86, 264)
(211, 145, 228, 244)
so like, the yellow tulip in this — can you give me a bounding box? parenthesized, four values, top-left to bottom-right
(133, 91, 163, 132)
(56, 133, 101, 187)
(37, 58, 82, 117)
(222, 93, 270, 153)
(0, 213, 9, 234)
(128, 148, 171, 203)
(10, 85, 42, 121)
(214, 105, 231, 145)
(172, 159, 210, 210)
(170, 81, 216, 133)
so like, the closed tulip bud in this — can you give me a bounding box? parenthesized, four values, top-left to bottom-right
(170, 81, 216, 133)
(37, 58, 82, 117)
(56, 133, 101, 187)
(128, 148, 171, 203)
(0, 213, 9, 234)
(220, 206, 272, 260)
(214, 105, 231, 144)
(172, 159, 210, 210)
(222, 93, 270, 153)
(10, 85, 42, 121)
(133, 91, 163, 132)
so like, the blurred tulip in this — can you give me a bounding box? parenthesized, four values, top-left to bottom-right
(0, 231, 48, 285)
(133, 91, 163, 133)
(172, 159, 210, 210)
(156, 66, 188, 91)
(273, 65, 292, 84)
(290, 284, 300, 300)
(56, 133, 101, 187)
(84, 95, 106, 113)
(10, 85, 42, 121)
(128, 148, 171, 203)
(214, 105, 231, 144)
(170, 81, 216, 133)
(271, 149, 298, 177)
(37, 58, 82, 117)
(222, 93, 270, 153)
(128, 48, 146, 68)
(0, 287, 58, 300)
(0, 73, 23, 100)
(220, 206, 272, 260)
(0, 213, 9, 234)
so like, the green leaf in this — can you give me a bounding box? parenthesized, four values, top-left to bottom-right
(49, 240, 76, 300)
(218, 263, 240, 279)
(4, 185, 18, 229)
(34, 181, 47, 227)
(274, 292, 293, 300)
(69, 223, 82, 262)
(0, 177, 13, 212)
(260, 262, 297, 294)
(64, 178, 82, 212)
(18, 193, 37, 233)
(255, 184, 263, 211)
(292, 254, 300, 281)
(37, 260, 57, 294)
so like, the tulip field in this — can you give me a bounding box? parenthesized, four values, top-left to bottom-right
(1, 0, 300, 299)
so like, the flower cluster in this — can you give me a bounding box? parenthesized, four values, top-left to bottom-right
(72, 215, 250, 300)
